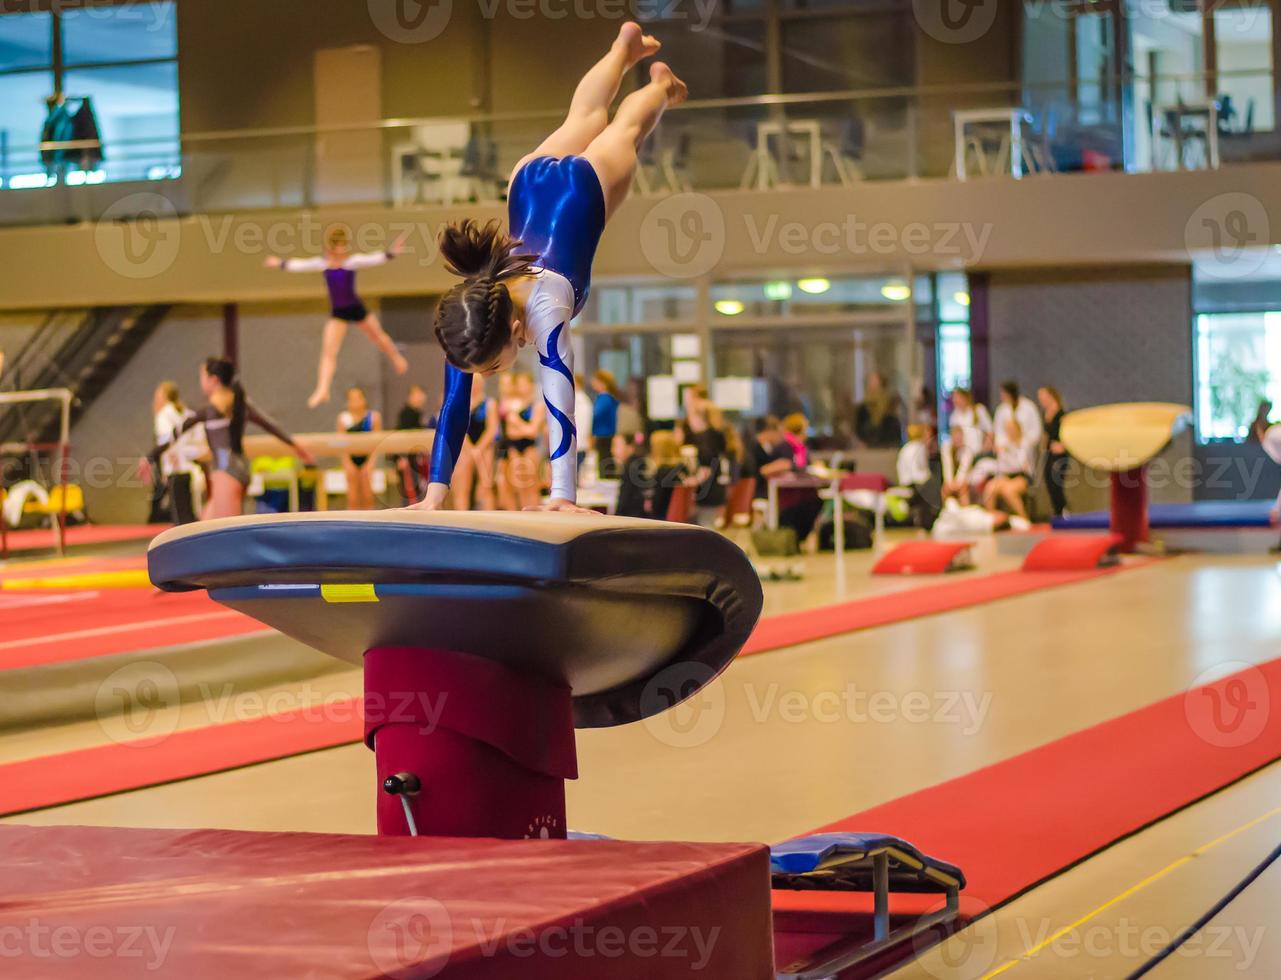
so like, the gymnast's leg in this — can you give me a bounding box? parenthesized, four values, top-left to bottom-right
(309, 319, 348, 409)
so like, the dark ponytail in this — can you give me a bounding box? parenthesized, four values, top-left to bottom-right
(203, 357, 247, 451)
(434, 219, 537, 371)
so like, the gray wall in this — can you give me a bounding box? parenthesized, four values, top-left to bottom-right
(986, 265, 1196, 513)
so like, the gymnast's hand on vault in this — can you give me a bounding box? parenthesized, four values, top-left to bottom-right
(528, 498, 604, 517)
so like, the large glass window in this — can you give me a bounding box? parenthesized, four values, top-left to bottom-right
(0, 4, 179, 189)
(1195, 312, 1281, 440)
(1214, 3, 1274, 133)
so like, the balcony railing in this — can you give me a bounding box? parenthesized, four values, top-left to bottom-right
(0, 69, 1275, 228)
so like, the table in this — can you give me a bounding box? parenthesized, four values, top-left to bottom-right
(1159, 101, 1221, 171)
(953, 108, 1034, 180)
(743, 118, 824, 190)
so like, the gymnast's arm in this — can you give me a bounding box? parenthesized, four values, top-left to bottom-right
(422, 363, 473, 509)
(147, 406, 215, 464)
(246, 401, 314, 464)
(344, 251, 395, 270)
(266, 255, 328, 272)
(535, 319, 581, 509)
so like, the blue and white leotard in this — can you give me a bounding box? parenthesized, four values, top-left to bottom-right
(430, 155, 607, 503)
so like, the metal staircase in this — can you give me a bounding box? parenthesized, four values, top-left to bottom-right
(0, 304, 171, 452)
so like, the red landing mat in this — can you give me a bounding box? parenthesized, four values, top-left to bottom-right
(0, 523, 166, 554)
(1021, 532, 1122, 571)
(0, 588, 264, 670)
(0, 825, 774, 979)
(742, 562, 1141, 657)
(872, 540, 975, 575)
(772, 657, 1281, 972)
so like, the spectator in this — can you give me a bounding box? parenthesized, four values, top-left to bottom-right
(982, 414, 1034, 529)
(855, 371, 903, 447)
(1038, 385, 1070, 518)
(681, 385, 728, 528)
(151, 381, 203, 525)
(393, 383, 432, 504)
(612, 432, 649, 519)
(896, 422, 938, 529)
(781, 412, 810, 467)
(942, 387, 992, 506)
(503, 372, 544, 511)
(748, 415, 822, 545)
(591, 369, 621, 477)
(993, 380, 1043, 462)
(648, 429, 687, 522)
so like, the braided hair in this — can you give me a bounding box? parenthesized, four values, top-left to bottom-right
(434, 219, 537, 371)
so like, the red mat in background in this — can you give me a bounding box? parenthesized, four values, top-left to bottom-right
(774, 655, 1281, 922)
(742, 563, 1140, 657)
(872, 540, 974, 575)
(1022, 532, 1123, 571)
(0, 553, 147, 582)
(0, 589, 265, 670)
(0, 523, 167, 554)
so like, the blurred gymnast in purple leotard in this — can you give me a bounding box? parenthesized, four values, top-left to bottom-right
(266, 226, 409, 408)
(413, 22, 687, 515)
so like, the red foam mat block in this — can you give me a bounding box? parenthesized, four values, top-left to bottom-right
(0, 523, 166, 554)
(872, 540, 975, 575)
(1022, 533, 1123, 571)
(774, 656, 1281, 921)
(0, 825, 774, 979)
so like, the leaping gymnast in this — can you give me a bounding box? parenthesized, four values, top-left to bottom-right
(266, 227, 410, 408)
(414, 22, 687, 513)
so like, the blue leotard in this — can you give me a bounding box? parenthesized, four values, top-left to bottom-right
(430, 155, 607, 502)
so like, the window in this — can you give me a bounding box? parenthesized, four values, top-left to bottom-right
(1195, 312, 1281, 440)
(1214, 3, 1274, 133)
(936, 271, 972, 397)
(0, 3, 179, 189)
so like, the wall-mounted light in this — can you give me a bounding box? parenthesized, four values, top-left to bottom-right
(881, 281, 911, 302)
(954, 291, 971, 307)
(714, 299, 745, 316)
(797, 277, 831, 295)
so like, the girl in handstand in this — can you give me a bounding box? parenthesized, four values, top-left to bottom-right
(416, 21, 686, 512)
(266, 227, 410, 408)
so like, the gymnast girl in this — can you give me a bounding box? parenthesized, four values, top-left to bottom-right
(266, 227, 410, 409)
(144, 358, 313, 520)
(337, 386, 382, 510)
(415, 21, 686, 512)
(448, 378, 499, 510)
(501, 372, 546, 511)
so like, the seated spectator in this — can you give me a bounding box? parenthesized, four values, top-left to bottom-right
(942, 387, 993, 506)
(896, 422, 938, 530)
(591, 370, 621, 478)
(394, 383, 432, 504)
(982, 416, 1034, 530)
(648, 429, 688, 521)
(747, 415, 822, 545)
(855, 371, 904, 447)
(781, 412, 810, 467)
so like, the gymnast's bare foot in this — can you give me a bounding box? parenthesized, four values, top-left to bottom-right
(617, 21, 661, 68)
(650, 62, 688, 107)
(307, 387, 330, 409)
